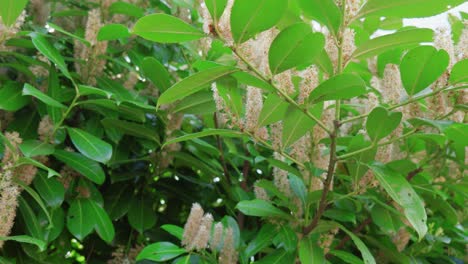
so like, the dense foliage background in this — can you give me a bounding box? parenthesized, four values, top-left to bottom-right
(0, 0, 467, 263)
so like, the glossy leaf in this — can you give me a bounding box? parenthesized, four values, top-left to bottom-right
(357, 0, 466, 19)
(366, 107, 402, 142)
(23, 84, 66, 109)
(101, 118, 160, 143)
(449, 59, 468, 84)
(67, 199, 95, 241)
(0, 235, 46, 252)
(163, 129, 245, 147)
(33, 173, 65, 208)
(400, 46, 449, 96)
(30, 33, 71, 79)
(53, 150, 106, 184)
(141, 57, 171, 91)
(308, 74, 366, 103)
(161, 225, 184, 240)
(15, 180, 53, 228)
(230, 0, 287, 44)
(68, 127, 113, 164)
(173, 91, 216, 115)
(133, 14, 205, 43)
(269, 23, 325, 74)
(330, 250, 365, 264)
(19, 140, 54, 157)
(98, 24, 131, 41)
(277, 225, 297, 252)
(258, 93, 289, 127)
(0, 0, 28, 26)
(16, 157, 61, 178)
(369, 162, 428, 240)
(0, 82, 30, 111)
(299, 236, 325, 264)
(352, 29, 434, 60)
(158, 66, 238, 106)
(298, 0, 342, 35)
(86, 199, 115, 243)
(109, 1, 144, 17)
(205, 0, 228, 21)
(137, 242, 186, 262)
(236, 199, 290, 219)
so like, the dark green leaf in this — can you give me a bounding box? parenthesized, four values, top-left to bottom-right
(101, 118, 160, 143)
(33, 173, 65, 208)
(277, 225, 297, 252)
(53, 150, 106, 184)
(0, 235, 46, 252)
(236, 199, 290, 219)
(19, 140, 54, 158)
(23, 84, 67, 109)
(163, 129, 246, 147)
(245, 224, 276, 257)
(230, 0, 287, 44)
(269, 23, 325, 74)
(330, 250, 364, 264)
(85, 199, 115, 243)
(173, 91, 216, 115)
(137, 242, 186, 262)
(68, 127, 113, 163)
(161, 225, 184, 240)
(128, 196, 157, 233)
(67, 199, 95, 241)
(141, 57, 171, 91)
(133, 14, 205, 43)
(30, 33, 71, 79)
(255, 249, 295, 264)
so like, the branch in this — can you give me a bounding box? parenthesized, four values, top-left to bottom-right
(303, 121, 340, 235)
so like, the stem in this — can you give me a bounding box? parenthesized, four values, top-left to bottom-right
(50, 80, 81, 138)
(302, 121, 339, 235)
(214, 113, 232, 185)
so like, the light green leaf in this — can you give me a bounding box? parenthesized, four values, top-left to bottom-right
(282, 103, 323, 148)
(109, 1, 144, 17)
(101, 118, 160, 143)
(330, 250, 364, 264)
(163, 129, 246, 147)
(85, 199, 115, 243)
(366, 107, 402, 142)
(173, 91, 216, 115)
(357, 0, 466, 19)
(68, 127, 113, 164)
(23, 83, 67, 109)
(352, 29, 434, 60)
(30, 33, 71, 79)
(0, 235, 46, 252)
(230, 0, 287, 44)
(46, 22, 90, 46)
(299, 236, 325, 264)
(53, 150, 106, 184)
(98, 24, 131, 41)
(0, 82, 30, 111)
(205, 0, 228, 21)
(232, 71, 275, 92)
(236, 199, 290, 219)
(369, 162, 428, 240)
(400, 46, 449, 96)
(449, 59, 468, 84)
(141, 57, 171, 91)
(308, 74, 366, 103)
(137, 242, 186, 262)
(0, 0, 28, 26)
(19, 140, 55, 158)
(298, 0, 342, 35)
(258, 93, 289, 127)
(277, 225, 298, 252)
(33, 173, 65, 208)
(407, 118, 453, 132)
(132, 14, 205, 43)
(161, 225, 184, 240)
(128, 196, 157, 233)
(158, 66, 238, 106)
(78, 85, 113, 98)
(269, 23, 325, 74)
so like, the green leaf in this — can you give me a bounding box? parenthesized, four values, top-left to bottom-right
(68, 127, 113, 164)
(335, 223, 376, 264)
(366, 107, 402, 142)
(132, 14, 205, 43)
(85, 199, 115, 243)
(258, 93, 289, 127)
(352, 29, 434, 60)
(357, 0, 466, 19)
(161, 225, 184, 240)
(0, 82, 30, 111)
(67, 199, 95, 241)
(30, 33, 71, 79)
(158, 66, 238, 106)
(369, 162, 427, 240)
(299, 236, 325, 264)
(245, 224, 276, 257)
(141, 57, 171, 91)
(232, 71, 275, 92)
(255, 249, 296, 264)
(128, 196, 157, 233)
(173, 91, 216, 115)
(33, 173, 65, 208)
(109, 1, 144, 17)
(230, 0, 287, 44)
(97, 24, 131, 41)
(15, 179, 53, 228)
(400, 46, 449, 96)
(282, 103, 323, 148)
(137, 242, 186, 262)
(163, 129, 246, 147)
(330, 250, 364, 264)
(371, 205, 397, 234)
(18, 197, 44, 241)
(53, 150, 106, 184)
(19, 140, 54, 158)
(0, 0, 28, 26)
(289, 174, 307, 207)
(236, 199, 290, 219)
(205, 0, 228, 21)
(269, 23, 325, 74)
(0, 235, 46, 252)
(277, 225, 298, 252)
(46, 22, 90, 46)
(101, 118, 160, 143)
(16, 157, 60, 178)
(104, 184, 132, 220)
(23, 83, 67, 109)
(449, 59, 468, 84)
(78, 85, 113, 98)
(298, 0, 342, 35)
(445, 123, 468, 146)
(408, 118, 453, 132)
(308, 74, 366, 103)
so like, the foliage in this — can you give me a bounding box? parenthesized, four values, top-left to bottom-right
(0, 0, 467, 263)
